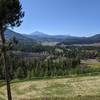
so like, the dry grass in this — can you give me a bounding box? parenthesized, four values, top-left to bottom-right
(81, 59, 100, 68)
(0, 76, 100, 100)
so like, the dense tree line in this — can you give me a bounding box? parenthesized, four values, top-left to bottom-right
(0, 45, 100, 80)
(0, 52, 80, 79)
(12, 44, 100, 59)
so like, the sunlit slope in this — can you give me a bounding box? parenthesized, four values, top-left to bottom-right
(0, 76, 100, 100)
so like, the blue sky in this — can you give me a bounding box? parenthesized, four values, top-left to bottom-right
(14, 0, 100, 36)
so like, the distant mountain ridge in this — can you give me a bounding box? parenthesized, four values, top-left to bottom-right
(3, 29, 100, 45)
(59, 34, 100, 45)
(24, 31, 68, 42)
(4, 29, 36, 43)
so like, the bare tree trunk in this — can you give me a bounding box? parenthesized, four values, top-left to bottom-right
(0, 29, 12, 100)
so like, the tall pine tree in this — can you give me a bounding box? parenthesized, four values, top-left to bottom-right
(0, 0, 24, 100)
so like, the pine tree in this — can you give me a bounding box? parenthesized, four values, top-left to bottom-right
(0, 0, 24, 100)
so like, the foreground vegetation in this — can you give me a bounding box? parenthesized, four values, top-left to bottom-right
(0, 75, 100, 100)
(0, 45, 100, 100)
(0, 45, 100, 79)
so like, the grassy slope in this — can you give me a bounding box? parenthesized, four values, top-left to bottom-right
(0, 76, 100, 100)
(0, 59, 100, 100)
(82, 59, 100, 68)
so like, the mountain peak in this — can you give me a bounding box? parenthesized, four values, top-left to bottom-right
(30, 31, 48, 36)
